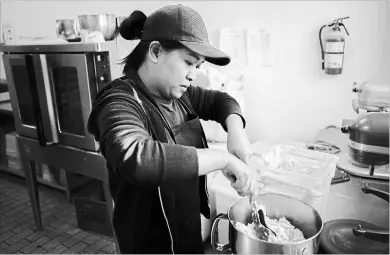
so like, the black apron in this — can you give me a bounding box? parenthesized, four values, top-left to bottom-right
(167, 108, 206, 254)
(121, 77, 209, 254)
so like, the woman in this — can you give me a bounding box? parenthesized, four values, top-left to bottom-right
(87, 4, 257, 254)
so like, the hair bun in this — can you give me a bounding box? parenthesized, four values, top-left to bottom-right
(119, 10, 147, 40)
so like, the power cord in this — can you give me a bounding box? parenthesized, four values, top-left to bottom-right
(324, 124, 341, 130)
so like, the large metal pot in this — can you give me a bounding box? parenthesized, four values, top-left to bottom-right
(78, 14, 117, 41)
(211, 194, 323, 254)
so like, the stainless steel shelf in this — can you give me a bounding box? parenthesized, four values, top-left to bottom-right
(0, 41, 118, 53)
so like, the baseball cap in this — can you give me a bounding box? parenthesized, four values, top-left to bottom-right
(120, 4, 231, 66)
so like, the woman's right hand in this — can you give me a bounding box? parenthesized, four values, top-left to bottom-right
(196, 148, 263, 198)
(222, 154, 263, 197)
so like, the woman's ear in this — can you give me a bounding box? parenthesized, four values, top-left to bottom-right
(148, 41, 161, 63)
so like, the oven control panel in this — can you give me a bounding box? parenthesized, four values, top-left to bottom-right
(94, 52, 111, 91)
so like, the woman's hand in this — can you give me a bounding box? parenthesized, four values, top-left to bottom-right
(226, 114, 252, 164)
(222, 153, 263, 197)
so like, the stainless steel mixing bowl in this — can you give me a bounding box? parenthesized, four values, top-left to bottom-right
(56, 19, 80, 42)
(78, 14, 117, 41)
(116, 16, 127, 27)
(211, 194, 324, 254)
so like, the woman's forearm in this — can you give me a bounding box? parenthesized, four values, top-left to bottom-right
(196, 148, 229, 176)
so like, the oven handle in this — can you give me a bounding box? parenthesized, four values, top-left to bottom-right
(26, 55, 48, 146)
(37, 54, 59, 146)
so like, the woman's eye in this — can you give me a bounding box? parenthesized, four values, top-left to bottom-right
(185, 61, 193, 66)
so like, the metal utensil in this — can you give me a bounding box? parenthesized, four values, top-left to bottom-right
(251, 201, 277, 240)
(257, 207, 278, 236)
(306, 141, 341, 154)
(251, 202, 270, 241)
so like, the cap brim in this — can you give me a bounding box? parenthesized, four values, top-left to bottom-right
(179, 41, 231, 66)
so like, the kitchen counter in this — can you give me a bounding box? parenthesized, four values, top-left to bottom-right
(205, 128, 389, 249)
(314, 127, 388, 226)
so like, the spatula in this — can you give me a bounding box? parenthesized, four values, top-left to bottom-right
(256, 206, 277, 237)
(251, 201, 277, 240)
(252, 204, 270, 241)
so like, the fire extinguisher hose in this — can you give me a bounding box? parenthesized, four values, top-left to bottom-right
(319, 24, 327, 70)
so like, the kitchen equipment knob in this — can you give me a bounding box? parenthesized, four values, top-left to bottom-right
(341, 126, 349, 133)
(97, 55, 105, 62)
(99, 74, 108, 81)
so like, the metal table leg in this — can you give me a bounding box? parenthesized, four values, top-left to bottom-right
(22, 159, 42, 230)
(63, 171, 72, 203)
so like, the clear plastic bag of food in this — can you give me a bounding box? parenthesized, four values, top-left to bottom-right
(249, 145, 339, 216)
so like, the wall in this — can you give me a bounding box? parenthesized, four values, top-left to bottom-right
(385, 0, 390, 83)
(1, 0, 389, 142)
(0, 1, 4, 80)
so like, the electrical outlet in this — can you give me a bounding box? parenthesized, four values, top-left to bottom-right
(3, 25, 16, 45)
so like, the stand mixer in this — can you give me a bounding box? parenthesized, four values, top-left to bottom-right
(338, 81, 389, 180)
(319, 81, 389, 254)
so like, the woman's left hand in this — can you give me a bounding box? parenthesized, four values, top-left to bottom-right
(227, 127, 252, 164)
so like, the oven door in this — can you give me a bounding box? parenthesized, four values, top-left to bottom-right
(35, 53, 99, 151)
(2, 54, 52, 141)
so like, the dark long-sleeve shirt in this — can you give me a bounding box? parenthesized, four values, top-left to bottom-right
(87, 75, 245, 187)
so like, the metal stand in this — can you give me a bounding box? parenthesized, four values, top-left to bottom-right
(17, 135, 120, 254)
(369, 165, 375, 176)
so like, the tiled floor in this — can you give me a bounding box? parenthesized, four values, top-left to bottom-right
(0, 171, 225, 254)
(0, 172, 116, 254)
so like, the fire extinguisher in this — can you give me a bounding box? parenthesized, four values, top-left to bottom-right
(319, 17, 350, 75)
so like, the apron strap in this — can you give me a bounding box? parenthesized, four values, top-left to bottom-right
(180, 93, 209, 149)
(179, 93, 196, 115)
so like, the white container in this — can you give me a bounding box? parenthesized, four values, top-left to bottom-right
(251, 145, 339, 218)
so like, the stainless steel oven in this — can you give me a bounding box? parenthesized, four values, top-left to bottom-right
(0, 42, 126, 151)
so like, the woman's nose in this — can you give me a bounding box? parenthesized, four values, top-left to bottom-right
(187, 70, 197, 82)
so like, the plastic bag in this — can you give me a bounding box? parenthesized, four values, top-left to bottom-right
(249, 145, 339, 216)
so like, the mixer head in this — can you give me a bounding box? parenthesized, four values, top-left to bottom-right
(341, 112, 389, 166)
(352, 81, 390, 113)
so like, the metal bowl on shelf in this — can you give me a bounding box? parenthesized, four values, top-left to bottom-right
(56, 19, 81, 42)
(116, 16, 127, 27)
(78, 14, 117, 41)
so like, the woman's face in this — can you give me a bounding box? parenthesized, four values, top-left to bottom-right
(154, 47, 205, 100)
